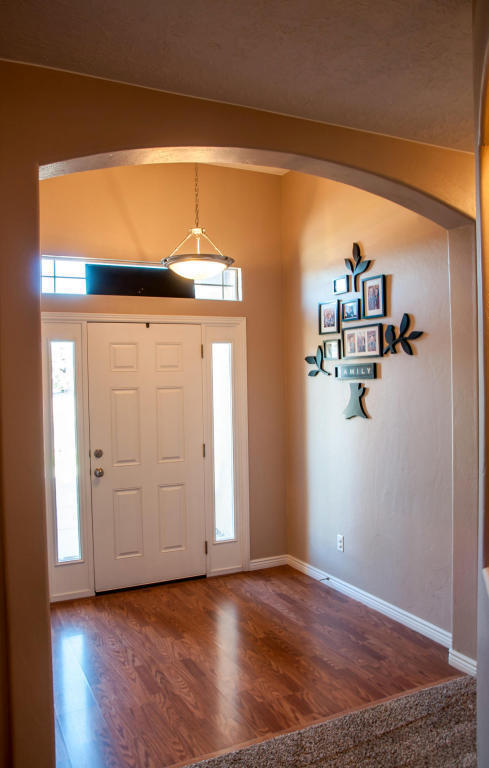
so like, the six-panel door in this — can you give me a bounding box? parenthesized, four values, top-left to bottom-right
(88, 322, 206, 591)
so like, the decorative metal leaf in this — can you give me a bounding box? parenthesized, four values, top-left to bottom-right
(400, 338, 413, 355)
(352, 243, 361, 265)
(400, 313, 409, 336)
(354, 260, 370, 276)
(345, 258, 353, 272)
(315, 346, 323, 367)
(385, 325, 395, 344)
(308, 370, 319, 377)
(305, 356, 316, 364)
(408, 330, 423, 340)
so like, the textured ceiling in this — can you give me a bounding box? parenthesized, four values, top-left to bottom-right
(0, 0, 474, 151)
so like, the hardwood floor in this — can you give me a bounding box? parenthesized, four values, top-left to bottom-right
(51, 566, 461, 768)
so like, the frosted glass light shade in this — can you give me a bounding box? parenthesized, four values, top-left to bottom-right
(164, 254, 233, 280)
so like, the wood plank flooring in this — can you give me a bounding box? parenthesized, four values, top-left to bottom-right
(51, 566, 461, 768)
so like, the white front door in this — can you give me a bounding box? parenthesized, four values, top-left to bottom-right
(88, 322, 206, 591)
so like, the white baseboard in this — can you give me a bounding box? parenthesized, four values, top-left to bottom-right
(287, 555, 453, 649)
(448, 649, 477, 676)
(249, 555, 288, 570)
(52, 557, 476, 677)
(50, 588, 95, 603)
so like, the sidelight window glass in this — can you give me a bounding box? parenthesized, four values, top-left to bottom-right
(50, 341, 82, 562)
(211, 343, 236, 542)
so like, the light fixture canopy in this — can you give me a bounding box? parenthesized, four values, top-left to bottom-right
(162, 166, 234, 280)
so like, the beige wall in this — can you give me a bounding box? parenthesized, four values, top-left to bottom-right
(40, 163, 287, 562)
(281, 171, 477, 645)
(0, 60, 478, 767)
(40, 164, 479, 651)
(474, 2, 489, 761)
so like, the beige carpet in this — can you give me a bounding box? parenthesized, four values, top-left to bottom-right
(183, 675, 476, 768)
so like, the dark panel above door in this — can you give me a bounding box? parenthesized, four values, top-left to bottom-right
(86, 264, 195, 298)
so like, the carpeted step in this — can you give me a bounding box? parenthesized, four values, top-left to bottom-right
(183, 675, 476, 768)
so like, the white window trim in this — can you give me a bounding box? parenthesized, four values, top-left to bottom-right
(41, 312, 250, 600)
(42, 322, 94, 601)
(41, 257, 242, 301)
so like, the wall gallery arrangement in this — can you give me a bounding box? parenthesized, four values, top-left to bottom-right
(305, 243, 424, 419)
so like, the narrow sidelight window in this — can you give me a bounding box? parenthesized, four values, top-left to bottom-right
(211, 343, 235, 542)
(50, 341, 82, 562)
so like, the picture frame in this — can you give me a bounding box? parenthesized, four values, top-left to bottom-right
(342, 323, 383, 359)
(333, 275, 349, 295)
(324, 338, 341, 360)
(361, 274, 386, 319)
(318, 300, 339, 334)
(341, 298, 360, 323)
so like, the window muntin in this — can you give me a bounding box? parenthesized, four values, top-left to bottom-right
(194, 268, 242, 301)
(42, 258, 87, 295)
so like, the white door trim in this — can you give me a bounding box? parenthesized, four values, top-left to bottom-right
(41, 312, 250, 599)
(41, 312, 247, 326)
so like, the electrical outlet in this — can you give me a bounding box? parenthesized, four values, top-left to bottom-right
(337, 534, 344, 552)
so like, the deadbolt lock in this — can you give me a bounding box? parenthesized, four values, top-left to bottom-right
(94, 448, 103, 458)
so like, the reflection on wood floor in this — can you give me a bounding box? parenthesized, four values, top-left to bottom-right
(51, 566, 460, 768)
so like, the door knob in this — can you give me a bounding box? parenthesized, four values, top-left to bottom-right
(94, 467, 104, 478)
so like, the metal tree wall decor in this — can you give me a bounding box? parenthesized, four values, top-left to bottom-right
(305, 242, 426, 419)
(384, 314, 424, 355)
(345, 242, 371, 290)
(343, 383, 368, 419)
(305, 345, 332, 376)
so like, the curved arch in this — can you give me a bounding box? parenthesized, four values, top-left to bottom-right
(0, 59, 479, 767)
(40, 145, 471, 231)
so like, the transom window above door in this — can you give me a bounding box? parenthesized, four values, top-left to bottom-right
(41, 257, 242, 301)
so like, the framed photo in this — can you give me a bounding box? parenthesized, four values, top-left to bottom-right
(318, 300, 339, 334)
(341, 298, 360, 323)
(342, 323, 383, 359)
(324, 339, 341, 360)
(362, 274, 386, 319)
(333, 275, 349, 295)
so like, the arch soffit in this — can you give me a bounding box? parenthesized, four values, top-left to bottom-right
(40, 146, 473, 231)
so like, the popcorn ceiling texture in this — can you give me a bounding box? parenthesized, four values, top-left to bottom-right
(0, 0, 473, 150)
(184, 675, 476, 768)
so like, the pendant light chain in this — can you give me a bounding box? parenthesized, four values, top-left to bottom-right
(194, 163, 200, 228)
(162, 162, 234, 278)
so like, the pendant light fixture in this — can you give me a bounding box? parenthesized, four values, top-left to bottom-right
(162, 164, 234, 280)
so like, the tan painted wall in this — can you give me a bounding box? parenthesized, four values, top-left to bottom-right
(474, 2, 489, 759)
(282, 171, 477, 644)
(40, 165, 479, 653)
(40, 163, 287, 562)
(448, 224, 479, 660)
(0, 60, 478, 766)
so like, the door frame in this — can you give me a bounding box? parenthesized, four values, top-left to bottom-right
(41, 312, 250, 601)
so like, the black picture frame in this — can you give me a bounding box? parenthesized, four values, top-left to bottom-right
(323, 338, 341, 360)
(318, 300, 339, 334)
(361, 274, 386, 319)
(342, 323, 384, 359)
(341, 298, 360, 323)
(333, 275, 349, 295)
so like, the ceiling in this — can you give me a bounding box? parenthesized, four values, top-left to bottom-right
(0, 0, 474, 151)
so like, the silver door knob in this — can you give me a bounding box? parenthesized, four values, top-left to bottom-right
(94, 467, 104, 478)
